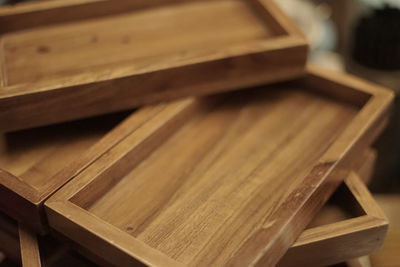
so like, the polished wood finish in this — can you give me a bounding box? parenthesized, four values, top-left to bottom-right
(45, 67, 393, 267)
(0, 0, 307, 132)
(0, 112, 132, 233)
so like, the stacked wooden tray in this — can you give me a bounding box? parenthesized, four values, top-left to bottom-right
(0, 0, 307, 132)
(0, 0, 395, 266)
(45, 67, 392, 266)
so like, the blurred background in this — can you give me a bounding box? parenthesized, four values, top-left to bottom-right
(0, 0, 399, 266)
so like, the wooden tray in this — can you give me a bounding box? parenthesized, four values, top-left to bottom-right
(0, 112, 137, 233)
(45, 67, 393, 267)
(0, 150, 385, 267)
(0, 0, 307, 132)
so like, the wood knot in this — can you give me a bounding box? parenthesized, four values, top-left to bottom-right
(37, 45, 51, 54)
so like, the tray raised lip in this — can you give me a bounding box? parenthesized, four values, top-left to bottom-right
(0, 0, 306, 98)
(293, 172, 387, 247)
(0, 157, 384, 267)
(44, 66, 393, 266)
(0, 105, 169, 233)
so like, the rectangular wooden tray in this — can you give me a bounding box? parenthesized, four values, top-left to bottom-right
(0, 0, 307, 132)
(0, 149, 386, 267)
(0, 111, 138, 233)
(45, 66, 393, 267)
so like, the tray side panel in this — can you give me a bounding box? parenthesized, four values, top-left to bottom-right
(0, 41, 307, 132)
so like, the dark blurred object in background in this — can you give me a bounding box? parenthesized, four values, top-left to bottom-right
(0, 0, 33, 5)
(347, 3, 400, 193)
(353, 5, 400, 70)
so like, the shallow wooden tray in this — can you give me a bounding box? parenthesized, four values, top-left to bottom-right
(0, 112, 137, 233)
(0, 149, 385, 267)
(0, 0, 307, 132)
(45, 67, 393, 267)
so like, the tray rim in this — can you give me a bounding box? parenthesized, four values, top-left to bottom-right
(44, 66, 394, 266)
(0, 153, 385, 267)
(293, 172, 387, 247)
(279, 170, 388, 267)
(0, 104, 170, 233)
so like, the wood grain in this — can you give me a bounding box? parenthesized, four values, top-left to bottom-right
(45, 67, 393, 267)
(0, 0, 307, 132)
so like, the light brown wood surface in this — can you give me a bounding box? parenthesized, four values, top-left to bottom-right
(0, 0, 307, 132)
(346, 256, 372, 267)
(370, 232, 400, 267)
(45, 67, 393, 267)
